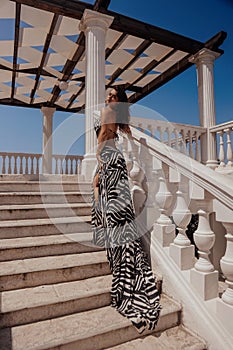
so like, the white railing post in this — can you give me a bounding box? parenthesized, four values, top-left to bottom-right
(190, 200, 219, 300)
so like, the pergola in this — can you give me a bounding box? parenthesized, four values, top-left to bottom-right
(0, 0, 227, 176)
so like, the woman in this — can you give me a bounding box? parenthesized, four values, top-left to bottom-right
(91, 86, 161, 333)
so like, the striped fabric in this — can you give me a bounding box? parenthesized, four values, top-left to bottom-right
(92, 145, 161, 333)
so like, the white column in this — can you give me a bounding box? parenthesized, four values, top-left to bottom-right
(80, 10, 113, 180)
(41, 106, 55, 174)
(189, 48, 220, 168)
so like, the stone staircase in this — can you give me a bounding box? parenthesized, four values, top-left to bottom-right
(0, 180, 207, 350)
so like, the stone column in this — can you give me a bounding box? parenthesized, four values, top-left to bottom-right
(189, 48, 220, 168)
(41, 106, 56, 174)
(80, 10, 114, 180)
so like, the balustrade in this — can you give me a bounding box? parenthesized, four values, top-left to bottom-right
(130, 116, 206, 161)
(210, 121, 233, 171)
(0, 152, 83, 175)
(128, 124, 233, 337)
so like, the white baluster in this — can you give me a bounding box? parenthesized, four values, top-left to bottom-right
(30, 156, 34, 175)
(170, 189, 195, 270)
(220, 223, 233, 305)
(2, 155, 6, 174)
(8, 156, 12, 174)
(181, 129, 187, 154)
(174, 129, 179, 151)
(217, 223, 233, 334)
(25, 156, 29, 174)
(153, 175, 175, 247)
(190, 200, 219, 300)
(225, 128, 233, 167)
(195, 132, 201, 162)
(167, 127, 172, 147)
(218, 130, 225, 167)
(19, 156, 23, 174)
(36, 155, 40, 175)
(188, 130, 194, 158)
(14, 155, 17, 174)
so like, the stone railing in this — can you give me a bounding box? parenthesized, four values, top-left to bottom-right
(210, 121, 233, 171)
(120, 126, 233, 344)
(130, 117, 206, 161)
(0, 152, 83, 175)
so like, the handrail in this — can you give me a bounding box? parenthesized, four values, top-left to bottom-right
(130, 116, 207, 133)
(131, 126, 233, 210)
(209, 120, 233, 133)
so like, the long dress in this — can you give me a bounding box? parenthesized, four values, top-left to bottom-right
(91, 125, 161, 333)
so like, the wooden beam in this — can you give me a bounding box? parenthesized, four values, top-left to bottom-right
(11, 0, 225, 54)
(125, 48, 176, 91)
(30, 13, 61, 103)
(0, 98, 82, 113)
(93, 0, 111, 11)
(128, 54, 193, 104)
(106, 39, 152, 87)
(11, 0, 92, 19)
(49, 32, 85, 105)
(11, 3, 21, 100)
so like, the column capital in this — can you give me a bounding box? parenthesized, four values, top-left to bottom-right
(189, 48, 220, 65)
(79, 9, 114, 32)
(41, 106, 56, 118)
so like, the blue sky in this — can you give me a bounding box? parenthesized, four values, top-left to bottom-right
(0, 0, 232, 155)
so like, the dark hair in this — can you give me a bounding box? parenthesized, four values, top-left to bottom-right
(113, 86, 130, 133)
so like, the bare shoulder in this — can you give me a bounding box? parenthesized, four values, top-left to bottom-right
(101, 107, 117, 125)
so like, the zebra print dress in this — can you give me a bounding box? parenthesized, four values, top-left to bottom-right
(91, 145, 161, 333)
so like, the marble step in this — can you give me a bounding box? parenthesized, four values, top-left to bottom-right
(0, 294, 180, 350)
(0, 215, 91, 238)
(0, 274, 112, 328)
(0, 191, 91, 204)
(0, 232, 101, 261)
(0, 203, 91, 220)
(0, 250, 110, 291)
(0, 274, 163, 328)
(107, 325, 207, 350)
(0, 180, 92, 193)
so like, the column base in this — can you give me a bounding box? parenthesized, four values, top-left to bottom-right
(190, 268, 218, 300)
(216, 298, 233, 334)
(153, 223, 175, 247)
(169, 243, 195, 270)
(81, 153, 97, 181)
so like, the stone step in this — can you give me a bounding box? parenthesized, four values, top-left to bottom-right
(107, 325, 207, 350)
(0, 215, 91, 238)
(0, 180, 92, 193)
(0, 233, 100, 261)
(0, 203, 91, 220)
(0, 191, 91, 204)
(0, 294, 180, 350)
(0, 274, 112, 328)
(0, 250, 110, 291)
